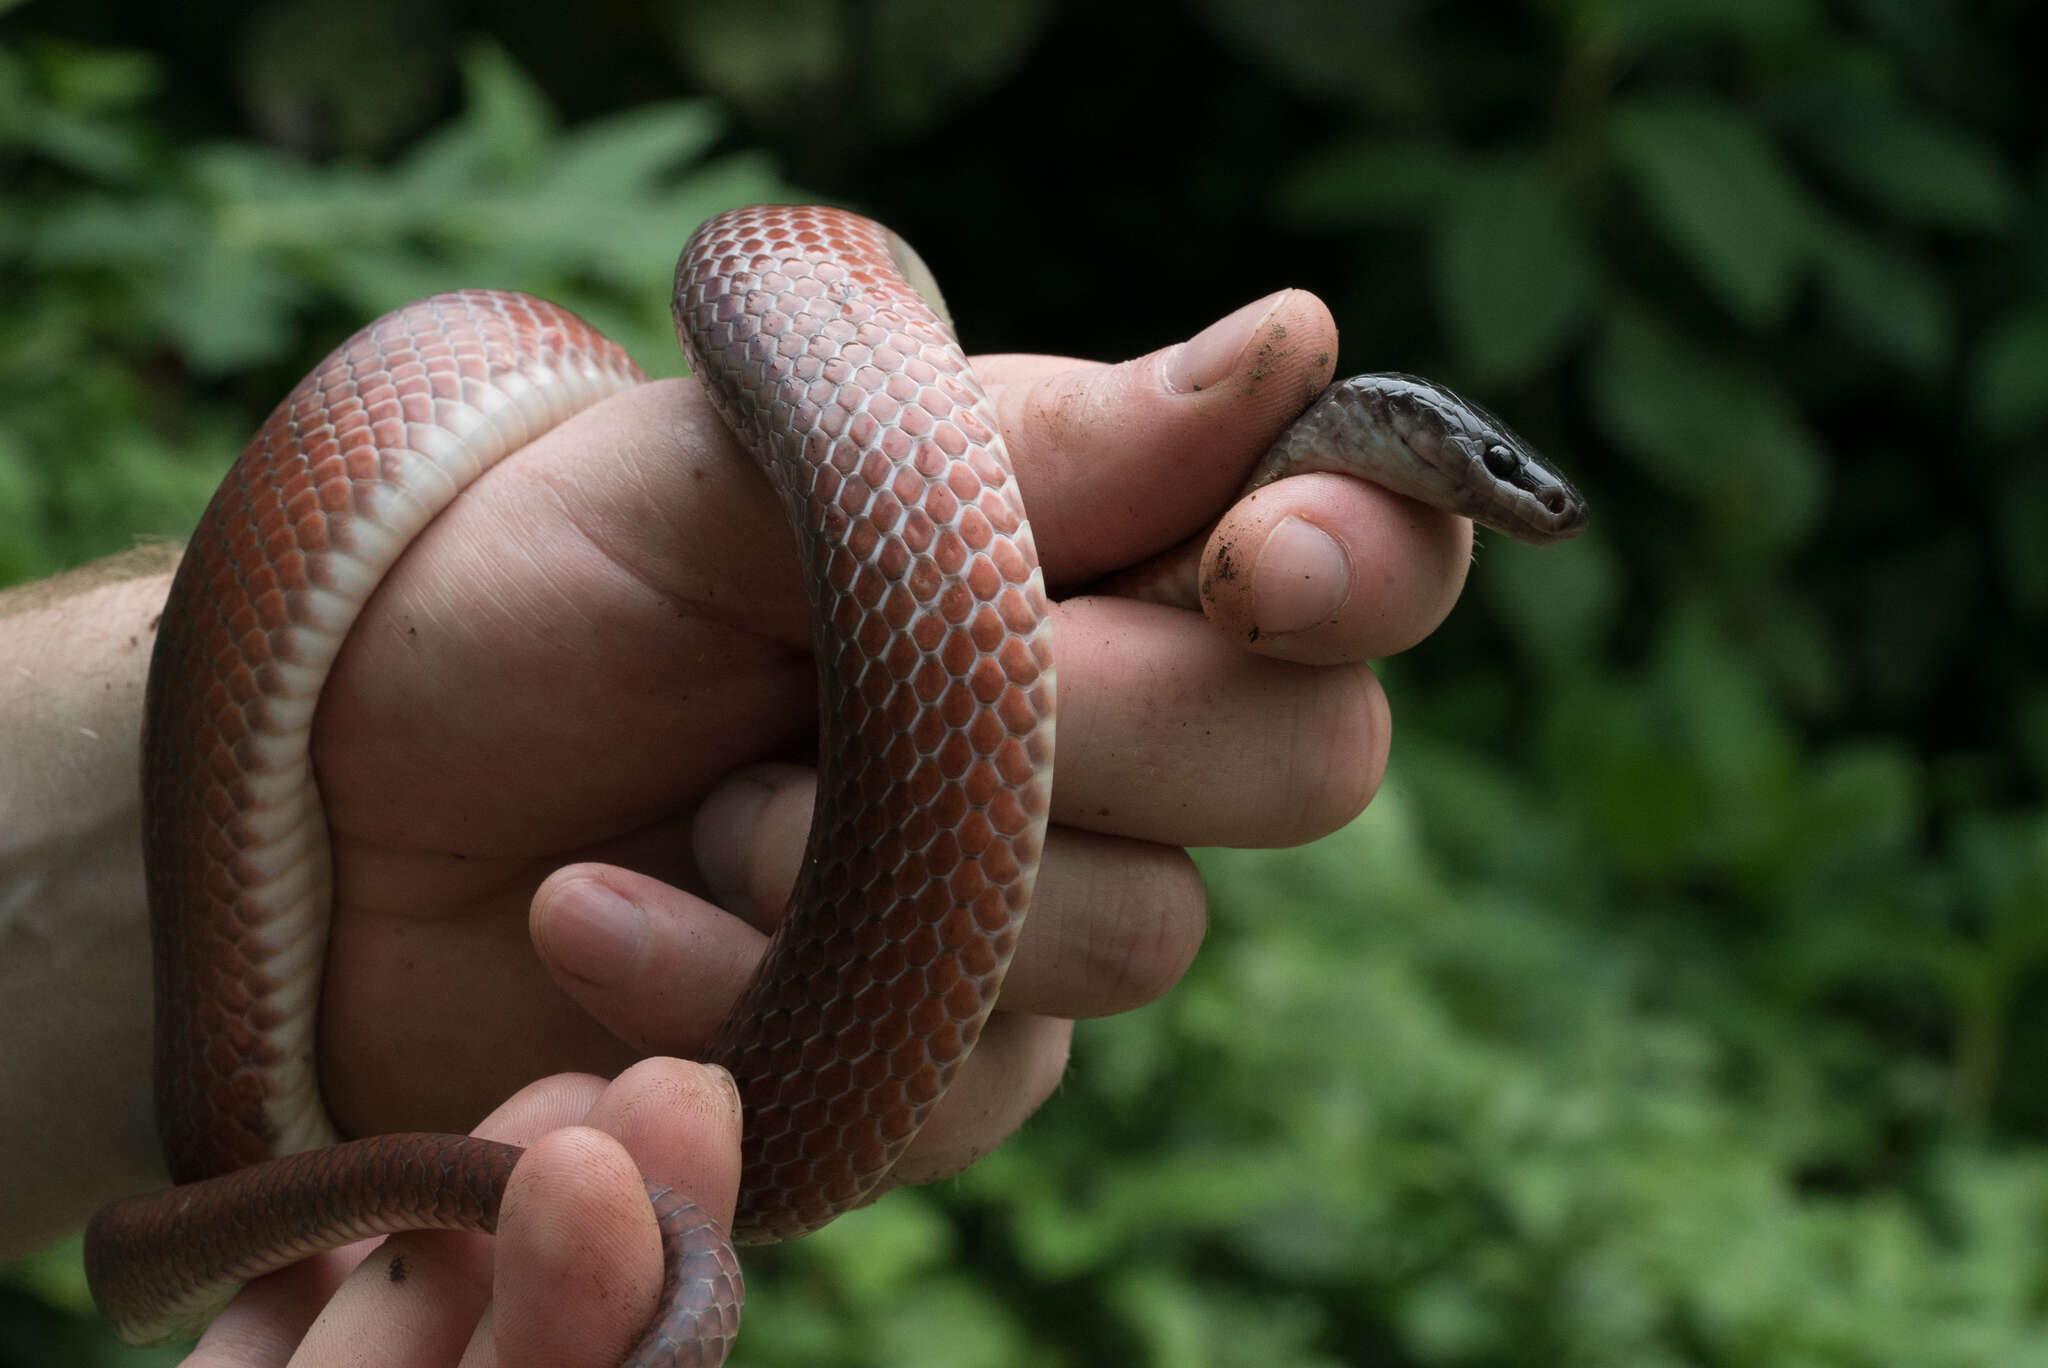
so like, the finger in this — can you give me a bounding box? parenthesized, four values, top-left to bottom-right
(580, 1058, 746, 1234)
(713, 772, 1206, 1016)
(1194, 472, 1473, 664)
(694, 765, 1207, 1018)
(489, 1061, 743, 1368)
(483, 1128, 661, 1368)
(1054, 595, 1391, 845)
(472, 1071, 611, 1141)
(286, 1228, 492, 1367)
(277, 1072, 620, 1368)
(1004, 828, 1206, 1018)
(685, 601, 1389, 856)
(984, 290, 1341, 588)
(543, 817, 1203, 1041)
(185, 1247, 363, 1368)
(531, 865, 767, 1053)
(536, 917, 1078, 1196)
(461, 1051, 744, 1235)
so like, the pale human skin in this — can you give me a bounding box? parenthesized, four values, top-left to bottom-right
(0, 289, 1471, 1364)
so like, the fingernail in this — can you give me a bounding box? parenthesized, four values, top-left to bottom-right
(1254, 516, 1351, 635)
(1163, 290, 1291, 395)
(539, 878, 646, 988)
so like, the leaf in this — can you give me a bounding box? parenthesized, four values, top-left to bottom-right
(1272, 134, 1473, 228)
(1604, 0, 1822, 47)
(662, 0, 1051, 137)
(1608, 95, 1817, 327)
(799, 1195, 953, 1302)
(865, 0, 1054, 134)
(1993, 451, 2048, 612)
(1772, 743, 1920, 884)
(0, 427, 47, 583)
(660, 0, 847, 112)
(234, 0, 442, 158)
(1795, 103, 2018, 233)
(1478, 526, 1622, 672)
(1972, 309, 2048, 439)
(1586, 305, 1828, 557)
(31, 38, 159, 112)
(148, 242, 308, 376)
(1814, 224, 1953, 372)
(453, 39, 555, 179)
(1431, 157, 1598, 382)
(1194, 0, 1430, 113)
(544, 101, 725, 205)
(0, 44, 158, 183)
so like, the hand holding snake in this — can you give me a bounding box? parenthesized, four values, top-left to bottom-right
(88, 207, 1583, 1366)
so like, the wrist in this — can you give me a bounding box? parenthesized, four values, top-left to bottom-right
(0, 557, 177, 1256)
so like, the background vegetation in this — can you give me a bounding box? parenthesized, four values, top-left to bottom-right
(5, 0, 2047, 1363)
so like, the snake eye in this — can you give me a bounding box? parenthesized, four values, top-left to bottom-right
(1482, 442, 1521, 482)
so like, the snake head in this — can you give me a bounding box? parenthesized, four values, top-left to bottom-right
(1461, 420, 1587, 546)
(1346, 374, 1589, 546)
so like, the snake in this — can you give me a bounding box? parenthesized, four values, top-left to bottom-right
(83, 204, 1587, 1366)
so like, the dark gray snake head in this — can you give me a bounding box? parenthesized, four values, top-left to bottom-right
(1261, 373, 1589, 547)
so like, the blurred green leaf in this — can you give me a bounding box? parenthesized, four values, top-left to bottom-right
(0, 42, 157, 182)
(1814, 224, 1953, 372)
(1432, 155, 1598, 382)
(1477, 529, 1621, 670)
(1196, 0, 1430, 114)
(661, 0, 1052, 139)
(543, 102, 724, 207)
(662, 0, 845, 114)
(235, 0, 444, 156)
(1972, 309, 2048, 439)
(1586, 305, 1827, 556)
(871, 1279, 1028, 1368)
(1995, 455, 2048, 612)
(798, 1195, 953, 1304)
(1793, 101, 2019, 233)
(1608, 95, 1817, 327)
(865, 0, 1053, 133)
(1766, 742, 1920, 892)
(1603, 0, 1822, 47)
(1273, 134, 1473, 228)
(150, 246, 309, 376)
(29, 39, 157, 112)
(442, 38, 554, 178)
(0, 36, 795, 576)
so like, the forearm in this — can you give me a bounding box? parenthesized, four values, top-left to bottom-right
(0, 550, 178, 1258)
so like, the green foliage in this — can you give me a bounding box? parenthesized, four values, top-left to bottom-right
(7, 0, 2048, 1364)
(0, 32, 792, 583)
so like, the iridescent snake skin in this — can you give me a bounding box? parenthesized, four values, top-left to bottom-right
(85, 205, 1587, 1365)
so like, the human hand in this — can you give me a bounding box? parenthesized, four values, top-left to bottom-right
(183, 1059, 739, 1368)
(309, 287, 1470, 1187)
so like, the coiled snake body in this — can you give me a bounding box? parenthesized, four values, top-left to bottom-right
(85, 205, 1586, 1366)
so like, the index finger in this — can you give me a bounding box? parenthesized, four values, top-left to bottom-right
(978, 289, 1339, 590)
(975, 293, 1472, 663)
